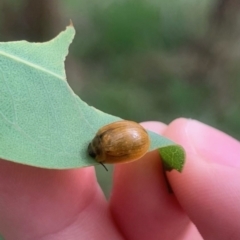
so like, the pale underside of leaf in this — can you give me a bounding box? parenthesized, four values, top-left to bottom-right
(0, 24, 185, 172)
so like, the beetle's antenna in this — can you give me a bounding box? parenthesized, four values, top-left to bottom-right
(100, 162, 108, 171)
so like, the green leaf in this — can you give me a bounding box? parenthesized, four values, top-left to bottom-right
(0, 23, 185, 172)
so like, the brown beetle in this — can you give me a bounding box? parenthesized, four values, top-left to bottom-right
(88, 120, 150, 164)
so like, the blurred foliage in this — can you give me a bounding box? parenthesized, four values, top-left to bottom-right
(1, 0, 240, 196)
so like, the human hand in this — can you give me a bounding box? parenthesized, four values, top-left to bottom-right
(0, 118, 239, 240)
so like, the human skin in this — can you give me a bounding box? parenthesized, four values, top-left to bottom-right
(0, 118, 239, 240)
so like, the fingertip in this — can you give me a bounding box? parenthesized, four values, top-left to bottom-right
(140, 121, 167, 135)
(164, 118, 240, 168)
(162, 118, 240, 239)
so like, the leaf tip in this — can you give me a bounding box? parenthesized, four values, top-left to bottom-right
(159, 145, 186, 173)
(69, 19, 74, 27)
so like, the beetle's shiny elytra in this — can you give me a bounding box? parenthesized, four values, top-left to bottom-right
(88, 120, 150, 164)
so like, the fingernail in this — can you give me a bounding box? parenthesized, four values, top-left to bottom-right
(186, 120, 240, 168)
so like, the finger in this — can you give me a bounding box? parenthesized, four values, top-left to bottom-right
(140, 121, 167, 134)
(164, 118, 240, 240)
(0, 160, 123, 240)
(109, 121, 202, 240)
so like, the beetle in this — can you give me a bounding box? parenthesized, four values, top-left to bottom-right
(88, 120, 150, 167)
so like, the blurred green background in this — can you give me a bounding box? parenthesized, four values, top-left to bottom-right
(1, 0, 239, 196)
